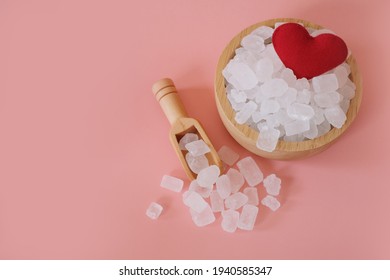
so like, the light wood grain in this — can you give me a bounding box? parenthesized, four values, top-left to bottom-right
(153, 78, 223, 179)
(215, 18, 362, 160)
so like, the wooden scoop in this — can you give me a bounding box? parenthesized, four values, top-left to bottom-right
(152, 78, 223, 180)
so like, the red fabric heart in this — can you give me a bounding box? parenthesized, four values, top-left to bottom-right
(272, 23, 348, 79)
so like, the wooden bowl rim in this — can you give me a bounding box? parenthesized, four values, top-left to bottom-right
(214, 18, 363, 155)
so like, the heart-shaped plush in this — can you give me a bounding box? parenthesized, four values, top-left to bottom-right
(272, 23, 348, 79)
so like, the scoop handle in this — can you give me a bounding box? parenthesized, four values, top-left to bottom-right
(152, 78, 188, 125)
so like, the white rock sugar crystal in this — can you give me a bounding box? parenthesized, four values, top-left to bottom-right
(160, 175, 183, 193)
(221, 209, 240, 233)
(179, 133, 199, 150)
(237, 157, 263, 187)
(210, 190, 224, 212)
(226, 168, 245, 193)
(261, 195, 281, 211)
(189, 180, 211, 198)
(225, 192, 248, 210)
(146, 202, 163, 220)
(238, 204, 259, 231)
(222, 24, 355, 152)
(263, 174, 281, 196)
(312, 74, 339, 93)
(185, 152, 209, 174)
(256, 125, 280, 152)
(196, 165, 220, 188)
(185, 139, 210, 157)
(183, 191, 208, 213)
(216, 174, 232, 199)
(190, 204, 216, 227)
(243, 187, 259, 205)
(218, 145, 239, 166)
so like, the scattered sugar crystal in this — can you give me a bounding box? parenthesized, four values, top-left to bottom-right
(252, 25, 274, 40)
(261, 195, 281, 211)
(218, 146, 239, 166)
(263, 174, 281, 196)
(183, 191, 208, 213)
(210, 191, 224, 212)
(197, 165, 220, 188)
(189, 180, 211, 198)
(237, 157, 263, 187)
(190, 205, 216, 227)
(287, 103, 315, 121)
(256, 126, 280, 152)
(235, 101, 257, 124)
(324, 106, 347, 128)
(260, 99, 280, 115)
(221, 209, 240, 233)
(185, 152, 209, 174)
(216, 174, 232, 199)
(146, 202, 163, 220)
(224, 61, 258, 90)
(314, 92, 341, 108)
(312, 74, 339, 93)
(238, 204, 258, 231)
(284, 119, 310, 136)
(179, 133, 199, 150)
(243, 187, 259, 205)
(160, 175, 183, 192)
(226, 168, 245, 193)
(255, 58, 274, 82)
(185, 139, 210, 157)
(225, 192, 249, 210)
(260, 78, 288, 98)
(241, 34, 265, 53)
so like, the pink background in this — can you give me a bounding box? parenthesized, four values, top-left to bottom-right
(1, 0, 389, 259)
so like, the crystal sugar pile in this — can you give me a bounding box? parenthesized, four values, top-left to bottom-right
(148, 133, 282, 233)
(222, 24, 356, 152)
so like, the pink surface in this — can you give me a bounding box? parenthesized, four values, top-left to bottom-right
(0, 0, 389, 259)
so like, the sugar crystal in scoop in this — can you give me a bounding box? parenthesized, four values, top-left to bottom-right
(237, 157, 263, 187)
(185, 139, 210, 157)
(243, 187, 259, 206)
(312, 74, 339, 93)
(226, 168, 245, 193)
(263, 174, 281, 196)
(179, 133, 199, 150)
(218, 145, 239, 166)
(210, 190, 224, 212)
(190, 204, 216, 227)
(261, 195, 281, 211)
(221, 209, 240, 233)
(225, 192, 248, 210)
(183, 191, 208, 213)
(146, 202, 163, 220)
(160, 175, 183, 192)
(197, 165, 220, 188)
(237, 204, 259, 231)
(185, 152, 209, 174)
(216, 174, 232, 199)
(256, 126, 280, 152)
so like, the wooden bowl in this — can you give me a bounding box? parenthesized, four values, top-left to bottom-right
(215, 18, 362, 160)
